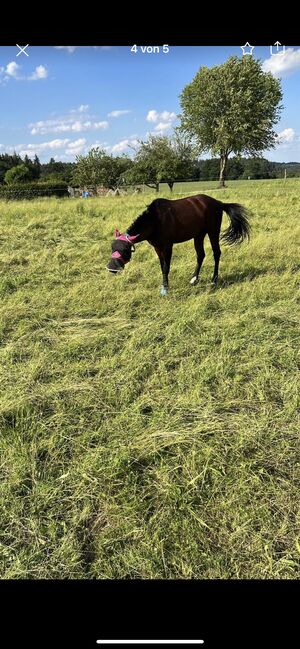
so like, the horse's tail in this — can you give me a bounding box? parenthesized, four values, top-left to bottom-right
(220, 202, 251, 245)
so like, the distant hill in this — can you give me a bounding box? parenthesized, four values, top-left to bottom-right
(273, 162, 300, 176)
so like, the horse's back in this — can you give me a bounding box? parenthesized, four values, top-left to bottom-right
(151, 194, 222, 212)
(149, 194, 223, 245)
(171, 194, 222, 209)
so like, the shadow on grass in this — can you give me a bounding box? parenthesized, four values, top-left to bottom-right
(216, 266, 272, 288)
(175, 267, 269, 297)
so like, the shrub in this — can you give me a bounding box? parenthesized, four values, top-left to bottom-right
(0, 182, 69, 200)
(4, 164, 31, 185)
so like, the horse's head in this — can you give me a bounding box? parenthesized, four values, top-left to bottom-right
(106, 229, 139, 273)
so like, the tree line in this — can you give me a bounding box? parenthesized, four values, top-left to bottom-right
(1, 148, 299, 194)
(0, 154, 76, 186)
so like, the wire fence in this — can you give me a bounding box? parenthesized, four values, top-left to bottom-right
(0, 176, 299, 199)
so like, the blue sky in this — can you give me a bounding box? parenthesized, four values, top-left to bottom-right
(1, 44, 300, 163)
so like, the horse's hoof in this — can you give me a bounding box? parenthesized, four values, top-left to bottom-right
(160, 286, 168, 296)
(190, 276, 198, 285)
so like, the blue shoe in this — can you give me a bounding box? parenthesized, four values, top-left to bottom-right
(160, 286, 168, 296)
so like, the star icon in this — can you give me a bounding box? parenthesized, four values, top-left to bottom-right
(241, 42, 254, 56)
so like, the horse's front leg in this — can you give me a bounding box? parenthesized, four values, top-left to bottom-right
(155, 245, 173, 296)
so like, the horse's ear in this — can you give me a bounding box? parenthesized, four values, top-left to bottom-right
(115, 229, 121, 238)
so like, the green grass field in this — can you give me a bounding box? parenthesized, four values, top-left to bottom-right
(0, 179, 299, 579)
(129, 177, 298, 194)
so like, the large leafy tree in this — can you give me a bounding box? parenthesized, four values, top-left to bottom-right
(108, 154, 134, 188)
(120, 136, 175, 192)
(171, 132, 199, 186)
(179, 56, 283, 186)
(121, 135, 198, 192)
(72, 148, 133, 192)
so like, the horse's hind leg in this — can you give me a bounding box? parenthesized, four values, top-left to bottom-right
(208, 232, 221, 285)
(190, 234, 206, 285)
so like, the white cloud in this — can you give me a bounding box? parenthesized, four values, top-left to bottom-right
(146, 109, 177, 136)
(1, 136, 139, 162)
(108, 109, 131, 118)
(20, 139, 70, 154)
(160, 110, 177, 121)
(69, 121, 83, 132)
(89, 141, 109, 151)
(147, 110, 159, 123)
(29, 65, 48, 81)
(278, 128, 296, 143)
(146, 109, 177, 123)
(1, 137, 87, 160)
(262, 48, 300, 77)
(110, 138, 139, 153)
(54, 46, 112, 54)
(0, 61, 48, 82)
(66, 138, 86, 149)
(19, 139, 84, 157)
(54, 46, 76, 53)
(64, 138, 87, 156)
(154, 122, 172, 131)
(29, 109, 108, 135)
(93, 121, 109, 129)
(6, 61, 21, 78)
(70, 104, 89, 114)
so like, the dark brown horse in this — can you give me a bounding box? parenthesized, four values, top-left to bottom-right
(106, 194, 251, 295)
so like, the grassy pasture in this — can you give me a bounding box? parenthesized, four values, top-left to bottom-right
(0, 179, 299, 578)
(128, 177, 298, 194)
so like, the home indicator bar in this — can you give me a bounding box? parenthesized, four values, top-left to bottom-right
(96, 642, 204, 645)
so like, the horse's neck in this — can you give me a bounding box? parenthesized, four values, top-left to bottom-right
(127, 207, 155, 242)
(127, 224, 153, 243)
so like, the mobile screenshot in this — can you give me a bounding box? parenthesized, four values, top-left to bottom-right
(0, 41, 298, 648)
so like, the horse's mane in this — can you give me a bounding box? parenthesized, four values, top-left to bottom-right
(127, 199, 169, 235)
(127, 205, 151, 233)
